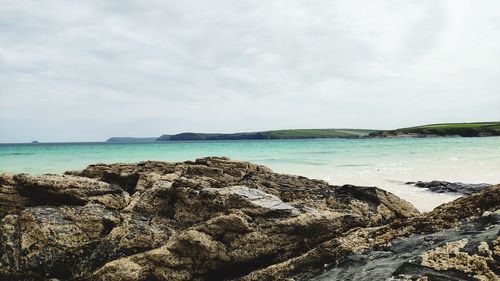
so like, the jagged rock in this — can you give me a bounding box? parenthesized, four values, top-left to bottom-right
(12, 173, 130, 209)
(1, 204, 121, 280)
(308, 210, 500, 281)
(204, 185, 296, 212)
(0, 157, 497, 281)
(243, 185, 500, 281)
(406, 180, 491, 195)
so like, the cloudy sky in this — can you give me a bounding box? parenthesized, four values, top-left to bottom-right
(1, 0, 499, 142)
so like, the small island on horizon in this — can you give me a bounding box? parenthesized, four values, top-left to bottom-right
(106, 121, 500, 142)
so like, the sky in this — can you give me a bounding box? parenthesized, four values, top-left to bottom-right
(1, 0, 500, 142)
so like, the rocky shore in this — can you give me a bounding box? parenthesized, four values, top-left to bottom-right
(0, 157, 498, 280)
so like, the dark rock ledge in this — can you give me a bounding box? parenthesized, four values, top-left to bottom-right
(406, 180, 491, 195)
(0, 157, 498, 281)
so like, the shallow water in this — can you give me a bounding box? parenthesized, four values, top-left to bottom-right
(1, 137, 499, 212)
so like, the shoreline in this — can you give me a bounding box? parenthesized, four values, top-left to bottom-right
(1, 137, 499, 212)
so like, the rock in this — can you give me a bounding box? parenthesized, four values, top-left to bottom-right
(204, 185, 296, 212)
(12, 173, 130, 209)
(406, 180, 491, 195)
(420, 238, 497, 281)
(0, 157, 497, 280)
(1, 204, 121, 280)
(333, 184, 419, 224)
(246, 185, 500, 281)
(308, 208, 500, 281)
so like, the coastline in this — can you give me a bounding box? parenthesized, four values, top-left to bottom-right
(2, 137, 500, 212)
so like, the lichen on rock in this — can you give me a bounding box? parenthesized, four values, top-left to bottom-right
(421, 239, 498, 281)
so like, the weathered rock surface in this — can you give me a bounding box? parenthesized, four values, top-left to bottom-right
(0, 157, 498, 281)
(310, 209, 500, 281)
(407, 180, 491, 195)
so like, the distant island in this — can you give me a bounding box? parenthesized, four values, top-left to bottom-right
(106, 122, 500, 142)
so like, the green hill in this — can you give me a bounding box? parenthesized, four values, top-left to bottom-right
(369, 122, 500, 138)
(157, 129, 377, 141)
(107, 122, 500, 142)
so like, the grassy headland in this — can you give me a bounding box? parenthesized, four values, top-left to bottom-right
(369, 122, 500, 138)
(106, 122, 500, 142)
(156, 129, 376, 141)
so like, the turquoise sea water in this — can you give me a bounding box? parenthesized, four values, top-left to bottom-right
(1, 137, 499, 211)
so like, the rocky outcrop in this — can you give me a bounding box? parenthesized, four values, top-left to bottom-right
(0, 157, 498, 281)
(406, 180, 491, 195)
(310, 209, 499, 281)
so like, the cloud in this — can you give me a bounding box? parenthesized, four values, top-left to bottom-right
(1, 0, 499, 142)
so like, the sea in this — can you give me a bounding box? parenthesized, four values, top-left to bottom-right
(1, 137, 499, 212)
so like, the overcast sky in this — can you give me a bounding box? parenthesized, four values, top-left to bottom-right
(1, 0, 499, 142)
